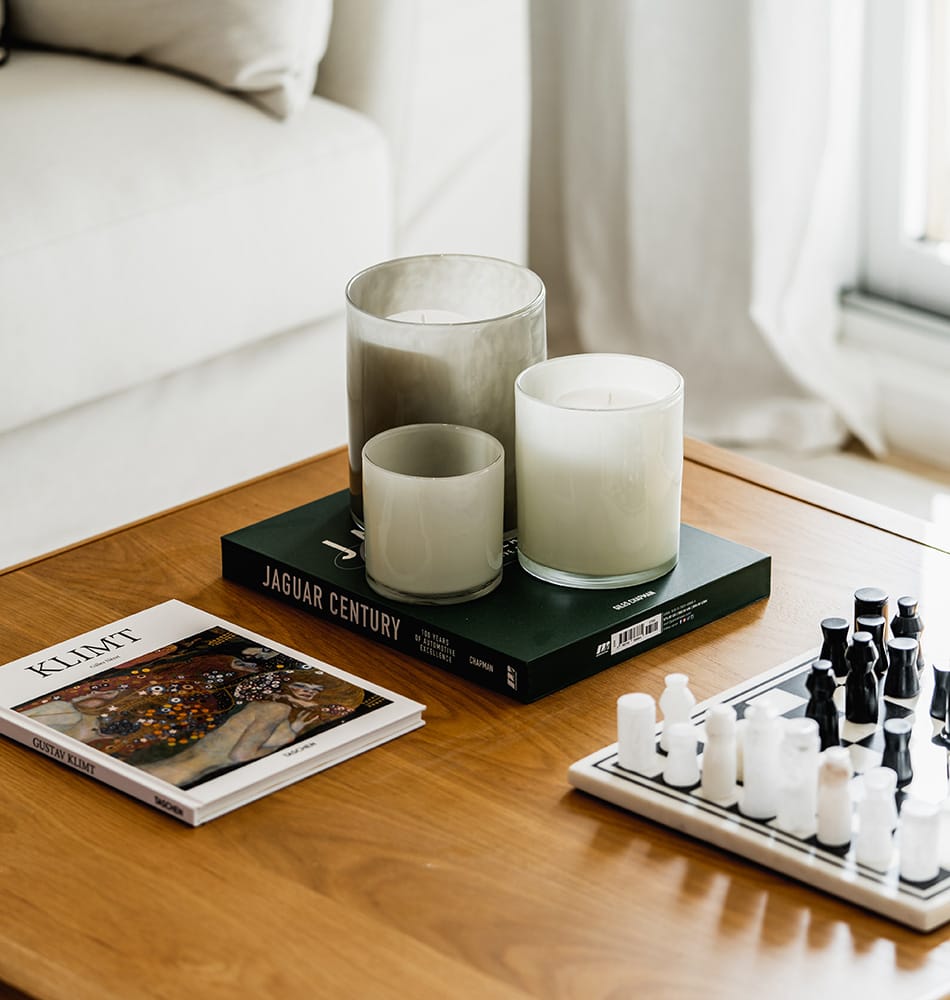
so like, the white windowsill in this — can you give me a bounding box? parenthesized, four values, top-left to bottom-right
(731, 291, 950, 527)
(840, 289, 950, 470)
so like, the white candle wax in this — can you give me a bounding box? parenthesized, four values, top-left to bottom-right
(515, 354, 684, 587)
(556, 386, 653, 409)
(362, 424, 504, 603)
(386, 309, 473, 323)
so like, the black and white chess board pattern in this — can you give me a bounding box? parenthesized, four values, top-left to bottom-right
(568, 648, 950, 931)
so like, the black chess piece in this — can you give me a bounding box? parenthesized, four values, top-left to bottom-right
(856, 614, 888, 678)
(805, 660, 840, 749)
(932, 664, 950, 721)
(891, 596, 925, 672)
(845, 631, 879, 724)
(819, 617, 849, 680)
(854, 587, 888, 632)
(883, 637, 920, 700)
(881, 717, 914, 788)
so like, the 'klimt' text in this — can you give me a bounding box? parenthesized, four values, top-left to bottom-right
(24, 628, 141, 678)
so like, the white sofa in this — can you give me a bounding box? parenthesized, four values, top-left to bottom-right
(0, 0, 529, 569)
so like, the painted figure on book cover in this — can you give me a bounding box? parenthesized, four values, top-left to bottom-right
(15, 627, 389, 788)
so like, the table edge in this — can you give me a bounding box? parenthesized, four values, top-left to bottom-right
(685, 438, 950, 555)
(6, 438, 947, 579)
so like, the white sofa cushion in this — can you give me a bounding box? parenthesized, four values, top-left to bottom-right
(0, 51, 392, 435)
(6, 0, 332, 118)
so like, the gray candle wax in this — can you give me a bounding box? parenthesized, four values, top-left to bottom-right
(345, 255, 546, 531)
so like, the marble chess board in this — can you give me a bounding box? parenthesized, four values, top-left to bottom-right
(568, 648, 950, 931)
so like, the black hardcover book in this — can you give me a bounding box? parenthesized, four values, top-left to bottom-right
(221, 490, 771, 703)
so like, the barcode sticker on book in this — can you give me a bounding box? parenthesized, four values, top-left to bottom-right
(611, 614, 662, 655)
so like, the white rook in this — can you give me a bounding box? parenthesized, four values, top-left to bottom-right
(739, 702, 781, 820)
(776, 717, 820, 837)
(856, 767, 899, 870)
(617, 693, 658, 774)
(699, 704, 738, 801)
(899, 799, 941, 884)
(817, 746, 853, 848)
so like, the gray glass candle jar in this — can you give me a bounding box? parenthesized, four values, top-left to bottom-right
(362, 424, 505, 605)
(346, 254, 546, 532)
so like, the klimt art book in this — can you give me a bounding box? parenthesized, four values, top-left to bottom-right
(0, 601, 425, 825)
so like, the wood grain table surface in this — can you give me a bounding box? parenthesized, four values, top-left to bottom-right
(2, 439, 950, 1000)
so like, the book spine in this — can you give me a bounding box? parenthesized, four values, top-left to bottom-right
(221, 539, 532, 701)
(0, 712, 200, 826)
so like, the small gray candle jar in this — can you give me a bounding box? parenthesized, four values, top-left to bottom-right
(346, 254, 546, 532)
(362, 424, 505, 605)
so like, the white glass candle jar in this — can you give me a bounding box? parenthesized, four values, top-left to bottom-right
(346, 254, 546, 532)
(362, 423, 504, 604)
(515, 354, 684, 589)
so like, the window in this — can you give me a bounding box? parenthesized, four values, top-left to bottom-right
(862, 0, 950, 317)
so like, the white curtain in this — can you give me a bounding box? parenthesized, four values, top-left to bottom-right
(529, 0, 885, 454)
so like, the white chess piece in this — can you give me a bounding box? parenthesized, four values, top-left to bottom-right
(699, 704, 737, 801)
(739, 701, 780, 819)
(734, 718, 747, 783)
(817, 746, 853, 847)
(617, 693, 658, 774)
(663, 722, 700, 788)
(899, 798, 941, 883)
(864, 766, 899, 831)
(776, 717, 820, 836)
(856, 767, 898, 870)
(659, 673, 695, 751)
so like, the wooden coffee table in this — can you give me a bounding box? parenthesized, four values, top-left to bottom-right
(2, 440, 950, 999)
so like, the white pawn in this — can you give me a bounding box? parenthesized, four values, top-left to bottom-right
(856, 767, 898, 870)
(776, 717, 820, 837)
(663, 722, 700, 788)
(699, 704, 737, 801)
(817, 746, 853, 848)
(617, 693, 658, 774)
(739, 701, 780, 819)
(899, 798, 941, 883)
(660, 673, 695, 751)
(864, 766, 898, 830)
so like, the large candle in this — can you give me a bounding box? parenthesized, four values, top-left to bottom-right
(386, 309, 473, 324)
(515, 354, 684, 589)
(346, 254, 546, 532)
(362, 423, 504, 604)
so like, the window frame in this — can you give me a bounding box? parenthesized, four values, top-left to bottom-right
(862, 0, 950, 318)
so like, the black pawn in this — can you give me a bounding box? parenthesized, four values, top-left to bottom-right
(854, 587, 888, 632)
(891, 596, 925, 672)
(856, 614, 888, 678)
(881, 717, 914, 787)
(932, 664, 950, 721)
(805, 660, 840, 749)
(845, 632, 879, 724)
(819, 617, 850, 680)
(883, 637, 920, 700)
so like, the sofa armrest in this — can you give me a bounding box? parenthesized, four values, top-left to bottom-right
(316, 0, 528, 262)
